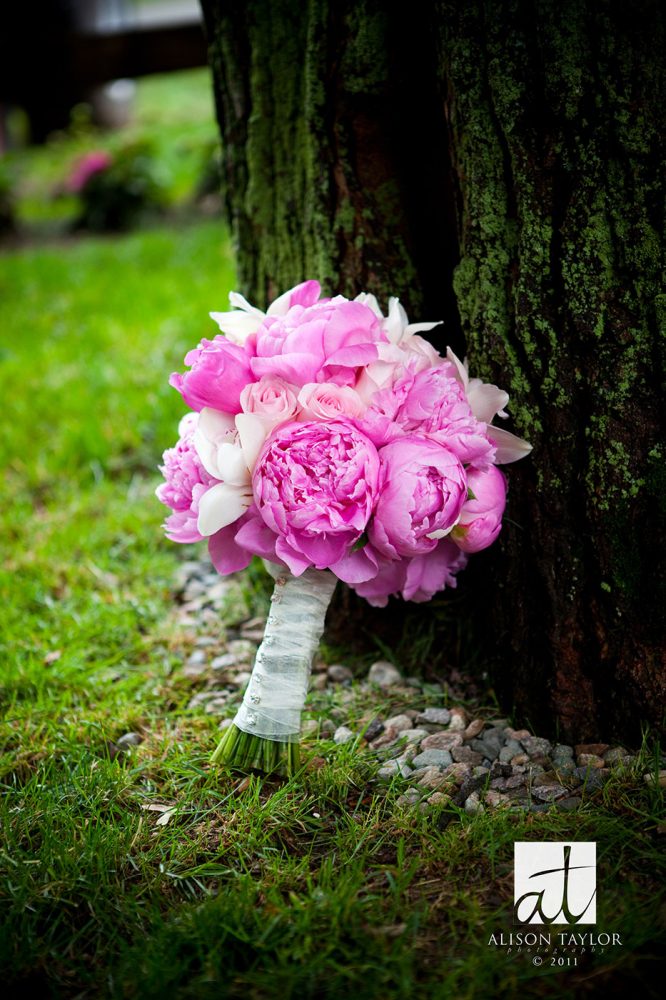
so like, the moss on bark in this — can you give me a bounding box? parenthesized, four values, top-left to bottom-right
(200, 0, 665, 741)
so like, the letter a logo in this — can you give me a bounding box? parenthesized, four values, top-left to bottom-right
(514, 842, 596, 924)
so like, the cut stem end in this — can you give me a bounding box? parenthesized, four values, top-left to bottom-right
(211, 723, 300, 777)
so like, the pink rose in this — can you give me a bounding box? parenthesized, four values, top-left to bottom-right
(240, 375, 300, 422)
(170, 337, 255, 413)
(252, 420, 380, 576)
(397, 365, 495, 467)
(452, 465, 507, 553)
(353, 541, 467, 607)
(297, 382, 366, 421)
(250, 298, 387, 387)
(368, 436, 468, 559)
(156, 414, 215, 543)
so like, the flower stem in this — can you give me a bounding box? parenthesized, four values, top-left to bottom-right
(211, 567, 336, 776)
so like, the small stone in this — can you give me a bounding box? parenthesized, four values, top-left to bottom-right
(415, 707, 451, 726)
(575, 743, 610, 757)
(396, 789, 421, 806)
(521, 736, 553, 758)
(556, 796, 583, 811)
(532, 784, 567, 802)
(116, 732, 142, 748)
(464, 719, 485, 740)
(451, 747, 484, 765)
(327, 664, 353, 684)
(362, 719, 384, 742)
(643, 769, 666, 788)
(319, 718, 336, 737)
(412, 749, 453, 769)
(505, 774, 527, 789)
(226, 639, 257, 662)
(231, 671, 252, 689)
(510, 753, 530, 766)
(301, 720, 319, 737)
(333, 726, 354, 745)
(204, 698, 229, 715)
(421, 732, 463, 751)
(369, 726, 401, 750)
(427, 792, 450, 806)
(464, 792, 484, 815)
(531, 771, 563, 786)
(404, 676, 423, 688)
(384, 714, 414, 732)
(472, 766, 490, 777)
(378, 758, 412, 780)
(211, 653, 236, 671)
(577, 754, 605, 769)
(442, 762, 472, 783)
(449, 707, 468, 729)
(399, 727, 429, 745)
(484, 789, 509, 808)
(367, 660, 403, 688)
(505, 727, 532, 741)
(552, 743, 575, 759)
(217, 717, 234, 730)
(490, 777, 507, 790)
(604, 747, 628, 764)
(310, 674, 328, 691)
(417, 767, 451, 790)
(573, 767, 608, 790)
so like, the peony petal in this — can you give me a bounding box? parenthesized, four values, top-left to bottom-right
(467, 381, 510, 422)
(194, 408, 236, 478)
(354, 292, 383, 318)
(235, 412, 271, 472)
(196, 482, 252, 536)
(445, 346, 469, 389)
(209, 310, 263, 344)
(267, 280, 321, 315)
(383, 297, 409, 344)
(485, 424, 533, 464)
(215, 441, 251, 486)
(208, 522, 253, 575)
(403, 321, 441, 337)
(228, 291, 265, 317)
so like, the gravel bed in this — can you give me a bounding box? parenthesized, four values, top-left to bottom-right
(166, 560, 660, 812)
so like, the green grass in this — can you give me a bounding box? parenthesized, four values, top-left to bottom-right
(0, 108, 664, 995)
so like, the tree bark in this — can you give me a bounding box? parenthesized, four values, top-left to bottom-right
(199, 0, 665, 743)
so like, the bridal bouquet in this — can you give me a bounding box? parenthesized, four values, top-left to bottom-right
(157, 281, 531, 774)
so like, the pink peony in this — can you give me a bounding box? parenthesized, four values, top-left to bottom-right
(156, 414, 215, 543)
(451, 465, 507, 553)
(252, 420, 380, 576)
(368, 436, 468, 559)
(396, 365, 495, 467)
(353, 540, 468, 607)
(250, 298, 387, 387)
(170, 337, 255, 413)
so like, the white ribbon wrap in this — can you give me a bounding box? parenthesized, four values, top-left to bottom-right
(233, 566, 338, 742)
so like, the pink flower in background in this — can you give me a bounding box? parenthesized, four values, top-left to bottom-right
(252, 420, 380, 576)
(452, 465, 507, 553)
(156, 414, 215, 543)
(368, 436, 468, 559)
(251, 298, 387, 387)
(67, 150, 112, 193)
(170, 337, 255, 413)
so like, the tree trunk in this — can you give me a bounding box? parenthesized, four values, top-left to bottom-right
(199, 0, 665, 743)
